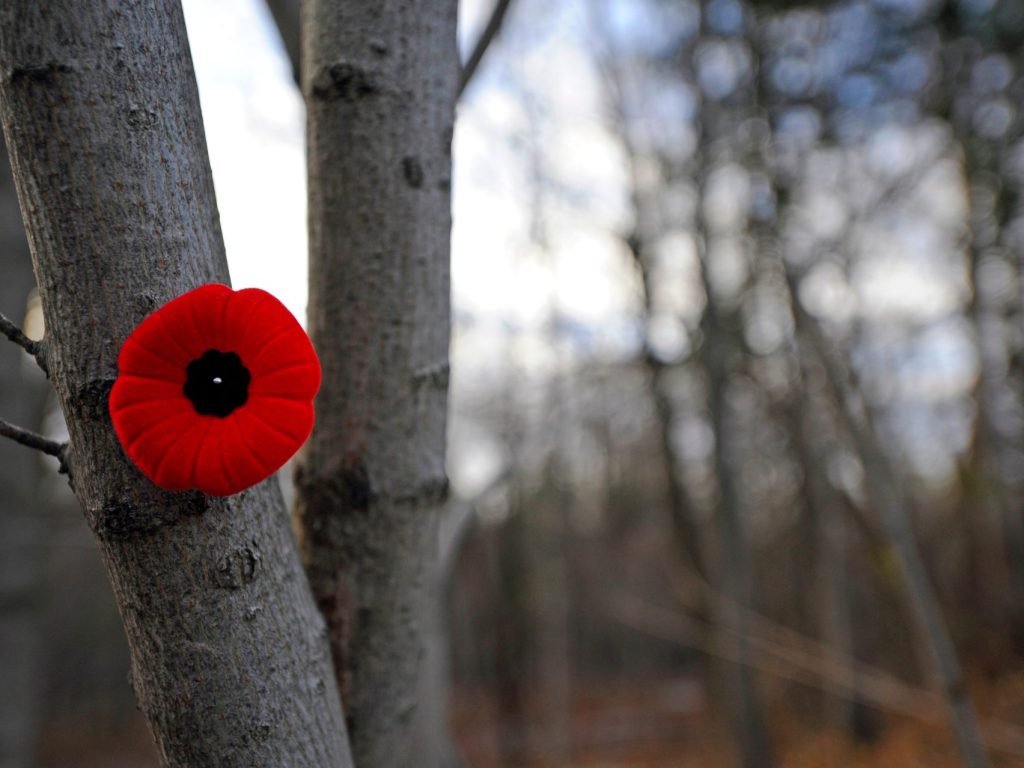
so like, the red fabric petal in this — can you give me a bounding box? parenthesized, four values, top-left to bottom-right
(187, 283, 232, 351)
(110, 375, 185, 411)
(232, 408, 286, 471)
(223, 417, 273, 492)
(111, 404, 190, 449)
(248, 361, 320, 400)
(217, 289, 276, 361)
(246, 396, 315, 443)
(154, 284, 231, 361)
(151, 417, 215, 491)
(194, 426, 235, 497)
(118, 336, 189, 382)
(224, 288, 277, 356)
(110, 283, 320, 496)
(234, 399, 314, 478)
(246, 329, 318, 380)
(119, 407, 203, 487)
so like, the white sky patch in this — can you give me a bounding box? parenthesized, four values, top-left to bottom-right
(800, 192, 849, 241)
(182, 0, 308, 324)
(913, 157, 967, 224)
(705, 163, 750, 231)
(552, 230, 634, 325)
(800, 261, 857, 325)
(856, 254, 962, 321)
(521, 41, 599, 118)
(460, 84, 530, 141)
(451, 117, 534, 322)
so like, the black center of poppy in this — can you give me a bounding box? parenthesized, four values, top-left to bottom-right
(184, 349, 251, 417)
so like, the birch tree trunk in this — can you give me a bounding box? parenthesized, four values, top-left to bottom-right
(0, 4, 352, 766)
(297, 2, 459, 767)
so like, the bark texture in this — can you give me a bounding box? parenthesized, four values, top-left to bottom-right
(0, 141, 45, 768)
(0, 4, 352, 766)
(297, 1, 458, 766)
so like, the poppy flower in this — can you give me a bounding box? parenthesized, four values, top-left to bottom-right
(109, 283, 320, 496)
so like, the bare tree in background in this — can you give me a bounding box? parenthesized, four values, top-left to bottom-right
(595, 30, 711, 612)
(694, 5, 775, 765)
(296, 2, 459, 767)
(0, 145, 46, 768)
(933, 0, 1024, 634)
(0, 4, 352, 766)
(786, 276, 992, 768)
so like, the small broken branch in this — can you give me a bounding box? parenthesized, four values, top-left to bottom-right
(0, 310, 47, 375)
(458, 0, 514, 99)
(0, 416, 69, 475)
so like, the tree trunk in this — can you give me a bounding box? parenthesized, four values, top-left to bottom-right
(699, 253, 774, 768)
(411, 529, 461, 768)
(963, 206, 1023, 630)
(787, 275, 992, 768)
(0, 4, 352, 766)
(297, 2, 459, 766)
(790, 357, 859, 734)
(0, 141, 46, 768)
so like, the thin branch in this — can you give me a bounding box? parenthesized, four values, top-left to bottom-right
(0, 310, 47, 375)
(0, 416, 69, 476)
(457, 0, 514, 99)
(263, 0, 301, 86)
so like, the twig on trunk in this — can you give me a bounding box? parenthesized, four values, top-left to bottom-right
(0, 416, 68, 475)
(0, 311, 47, 375)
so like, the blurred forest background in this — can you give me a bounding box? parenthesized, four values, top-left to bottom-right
(3, 0, 1024, 766)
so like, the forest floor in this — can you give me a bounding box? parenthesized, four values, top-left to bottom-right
(450, 669, 1024, 767)
(32, 668, 1024, 767)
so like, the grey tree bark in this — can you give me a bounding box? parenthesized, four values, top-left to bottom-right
(0, 143, 46, 768)
(0, 4, 352, 766)
(296, 2, 459, 767)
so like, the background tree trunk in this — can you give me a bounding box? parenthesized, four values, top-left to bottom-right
(787, 277, 992, 768)
(0, 4, 352, 766)
(0, 141, 46, 768)
(297, 2, 459, 766)
(693, 3, 774, 759)
(699, 250, 774, 768)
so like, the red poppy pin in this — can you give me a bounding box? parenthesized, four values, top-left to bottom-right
(109, 283, 321, 496)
